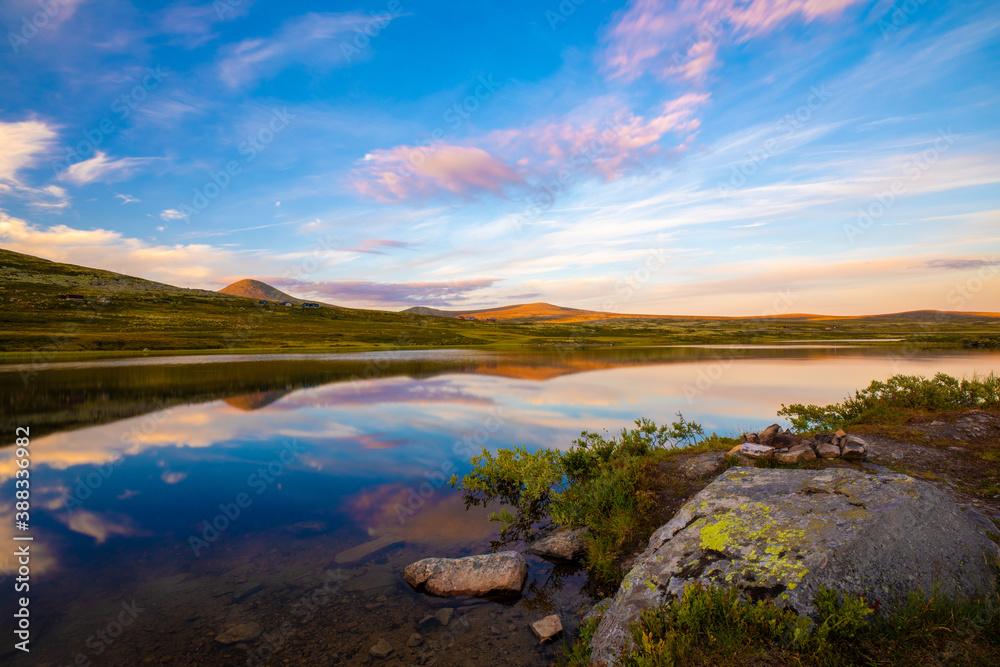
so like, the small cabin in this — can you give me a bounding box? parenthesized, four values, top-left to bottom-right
(258, 300, 268, 305)
(282, 302, 294, 307)
(302, 302, 319, 308)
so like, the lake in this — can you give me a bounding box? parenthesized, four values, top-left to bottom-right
(1, 345, 998, 666)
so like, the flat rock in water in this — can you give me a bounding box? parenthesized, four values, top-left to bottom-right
(403, 551, 527, 597)
(530, 614, 563, 642)
(335, 534, 401, 564)
(434, 607, 454, 627)
(215, 622, 262, 645)
(740, 443, 775, 459)
(589, 467, 1000, 665)
(526, 528, 588, 560)
(369, 638, 393, 658)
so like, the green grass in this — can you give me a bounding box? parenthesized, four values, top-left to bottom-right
(562, 578, 1000, 667)
(4, 248, 1000, 357)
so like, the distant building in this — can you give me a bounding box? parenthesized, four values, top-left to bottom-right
(486, 318, 497, 322)
(258, 300, 268, 305)
(282, 302, 294, 307)
(302, 302, 319, 308)
(466, 315, 477, 320)
(58, 294, 86, 301)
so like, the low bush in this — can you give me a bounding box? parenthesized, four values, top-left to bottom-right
(778, 372, 1000, 431)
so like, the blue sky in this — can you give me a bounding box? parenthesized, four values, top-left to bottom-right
(1, 0, 998, 315)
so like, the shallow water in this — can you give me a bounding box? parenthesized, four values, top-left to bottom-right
(1, 345, 997, 665)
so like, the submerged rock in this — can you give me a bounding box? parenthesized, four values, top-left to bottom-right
(215, 622, 262, 645)
(526, 528, 588, 560)
(369, 638, 393, 658)
(403, 551, 527, 597)
(589, 467, 1000, 664)
(530, 614, 563, 643)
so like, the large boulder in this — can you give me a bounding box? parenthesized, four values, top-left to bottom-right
(590, 467, 1000, 665)
(526, 528, 588, 561)
(403, 551, 527, 598)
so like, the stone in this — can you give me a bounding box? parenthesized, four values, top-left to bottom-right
(526, 528, 588, 560)
(403, 551, 527, 597)
(758, 424, 781, 445)
(215, 622, 262, 645)
(743, 432, 759, 444)
(739, 443, 775, 460)
(407, 632, 423, 648)
(232, 582, 264, 601)
(727, 444, 742, 455)
(774, 444, 817, 464)
(680, 451, 727, 479)
(841, 435, 869, 461)
(771, 431, 798, 448)
(417, 615, 439, 631)
(589, 467, 1000, 665)
(816, 442, 841, 459)
(835, 429, 847, 438)
(530, 614, 563, 643)
(369, 638, 394, 658)
(434, 607, 454, 627)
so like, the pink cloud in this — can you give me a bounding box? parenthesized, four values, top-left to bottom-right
(352, 144, 523, 202)
(601, 0, 865, 82)
(352, 93, 707, 202)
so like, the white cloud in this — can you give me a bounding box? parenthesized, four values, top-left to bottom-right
(160, 208, 187, 221)
(0, 119, 69, 209)
(58, 151, 154, 185)
(115, 193, 139, 204)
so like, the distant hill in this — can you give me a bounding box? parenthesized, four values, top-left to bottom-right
(219, 279, 302, 304)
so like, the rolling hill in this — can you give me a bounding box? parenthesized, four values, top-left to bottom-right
(219, 279, 305, 304)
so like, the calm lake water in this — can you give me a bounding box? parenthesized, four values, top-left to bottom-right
(1, 345, 998, 666)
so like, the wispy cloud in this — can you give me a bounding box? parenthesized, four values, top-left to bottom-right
(341, 238, 414, 254)
(58, 151, 156, 185)
(160, 208, 187, 221)
(217, 12, 401, 89)
(115, 193, 139, 204)
(601, 0, 866, 82)
(269, 277, 501, 307)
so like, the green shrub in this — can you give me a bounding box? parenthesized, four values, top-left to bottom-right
(452, 415, 708, 584)
(778, 372, 1000, 431)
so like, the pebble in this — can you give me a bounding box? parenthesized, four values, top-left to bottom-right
(435, 607, 455, 627)
(407, 632, 423, 648)
(369, 638, 394, 658)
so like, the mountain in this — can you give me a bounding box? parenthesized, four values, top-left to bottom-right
(219, 279, 303, 304)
